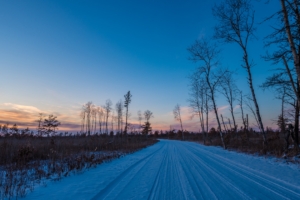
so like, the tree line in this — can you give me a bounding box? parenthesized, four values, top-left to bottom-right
(80, 91, 154, 136)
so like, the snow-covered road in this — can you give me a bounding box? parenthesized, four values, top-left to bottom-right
(24, 140, 300, 200)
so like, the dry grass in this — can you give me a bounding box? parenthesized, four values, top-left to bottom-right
(159, 129, 298, 158)
(0, 134, 158, 199)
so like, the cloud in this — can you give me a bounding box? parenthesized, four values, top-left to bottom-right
(217, 105, 229, 114)
(3, 103, 41, 113)
(0, 103, 82, 132)
(233, 105, 240, 111)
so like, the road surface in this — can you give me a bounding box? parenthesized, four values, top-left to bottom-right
(25, 139, 300, 200)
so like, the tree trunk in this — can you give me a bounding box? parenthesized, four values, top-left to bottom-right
(280, 0, 300, 81)
(294, 100, 299, 152)
(295, 82, 300, 152)
(281, 0, 300, 106)
(209, 81, 226, 149)
(230, 104, 237, 133)
(244, 48, 267, 146)
(179, 116, 184, 140)
(205, 93, 209, 133)
(221, 114, 227, 132)
(124, 107, 129, 135)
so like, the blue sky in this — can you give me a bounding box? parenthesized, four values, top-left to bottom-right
(0, 0, 283, 132)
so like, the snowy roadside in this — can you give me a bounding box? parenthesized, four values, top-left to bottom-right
(0, 137, 158, 200)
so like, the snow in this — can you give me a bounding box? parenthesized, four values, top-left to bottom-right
(23, 139, 300, 199)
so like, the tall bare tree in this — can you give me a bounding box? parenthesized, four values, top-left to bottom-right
(80, 108, 85, 134)
(188, 38, 226, 148)
(97, 106, 104, 134)
(111, 111, 116, 134)
(91, 106, 97, 134)
(261, 68, 299, 149)
(188, 72, 207, 143)
(81, 102, 93, 135)
(115, 100, 124, 134)
(220, 71, 238, 133)
(279, 0, 300, 89)
(137, 110, 143, 133)
(204, 87, 210, 133)
(124, 91, 132, 135)
(264, 0, 300, 150)
(173, 104, 184, 140)
(213, 0, 267, 146)
(104, 99, 112, 134)
(237, 90, 248, 133)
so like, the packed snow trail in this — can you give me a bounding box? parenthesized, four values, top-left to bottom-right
(24, 140, 300, 200)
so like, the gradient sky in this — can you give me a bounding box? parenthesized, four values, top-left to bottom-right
(0, 0, 283, 132)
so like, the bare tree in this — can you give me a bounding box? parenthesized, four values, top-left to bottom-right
(213, 0, 266, 146)
(220, 114, 228, 132)
(144, 110, 153, 123)
(204, 87, 211, 133)
(188, 38, 226, 148)
(91, 106, 97, 134)
(264, 0, 300, 150)
(124, 91, 132, 135)
(80, 108, 85, 134)
(81, 102, 93, 135)
(261, 68, 299, 149)
(137, 110, 143, 133)
(237, 90, 248, 133)
(173, 104, 184, 140)
(220, 71, 239, 133)
(111, 110, 116, 134)
(279, 0, 300, 89)
(188, 72, 207, 143)
(115, 100, 124, 134)
(104, 99, 112, 134)
(97, 106, 104, 134)
(245, 95, 261, 131)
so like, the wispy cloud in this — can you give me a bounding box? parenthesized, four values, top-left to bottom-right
(4, 103, 42, 113)
(0, 103, 82, 132)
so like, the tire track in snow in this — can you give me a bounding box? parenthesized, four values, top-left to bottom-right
(114, 147, 168, 199)
(91, 145, 164, 200)
(147, 142, 193, 200)
(176, 142, 219, 200)
(147, 145, 168, 200)
(187, 144, 300, 199)
(181, 144, 255, 199)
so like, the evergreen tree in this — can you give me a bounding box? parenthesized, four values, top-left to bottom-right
(43, 115, 61, 137)
(141, 121, 152, 136)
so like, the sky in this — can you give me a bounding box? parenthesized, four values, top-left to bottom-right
(0, 0, 284, 133)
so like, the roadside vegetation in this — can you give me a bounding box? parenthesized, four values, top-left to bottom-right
(0, 132, 157, 199)
(158, 129, 296, 160)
